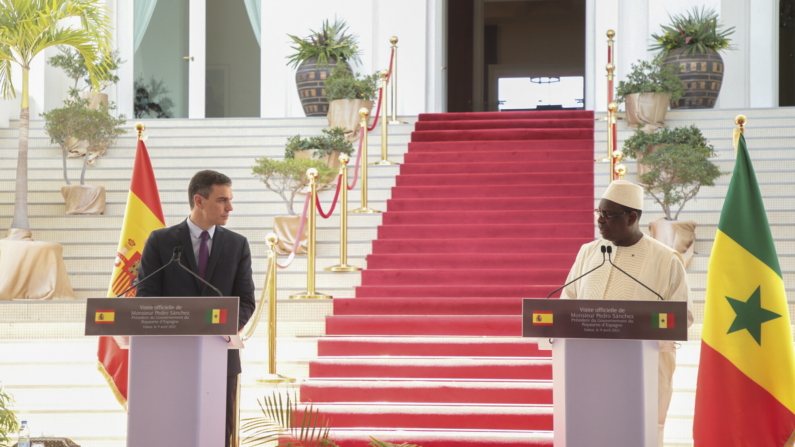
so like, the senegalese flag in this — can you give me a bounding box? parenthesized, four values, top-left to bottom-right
(206, 309, 228, 324)
(97, 138, 165, 409)
(532, 311, 553, 326)
(652, 312, 675, 329)
(693, 133, 795, 446)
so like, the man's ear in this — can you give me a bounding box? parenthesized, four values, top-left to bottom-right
(627, 210, 639, 226)
(193, 194, 203, 209)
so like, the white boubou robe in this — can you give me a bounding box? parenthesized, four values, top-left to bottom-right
(561, 234, 694, 442)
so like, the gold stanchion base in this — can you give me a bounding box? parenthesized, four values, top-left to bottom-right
(255, 373, 297, 384)
(289, 292, 333, 299)
(369, 160, 399, 165)
(388, 120, 408, 124)
(349, 207, 382, 213)
(325, 264, 362, 272)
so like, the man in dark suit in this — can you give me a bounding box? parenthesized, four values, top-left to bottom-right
(137, 170, 256, 447)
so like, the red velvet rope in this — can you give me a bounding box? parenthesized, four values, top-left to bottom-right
(348, 129, 364, 190)
(316, 174, 343, 218)
(276, 192, 310, 269)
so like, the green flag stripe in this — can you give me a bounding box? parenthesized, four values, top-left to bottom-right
(717, 134, 782, 278)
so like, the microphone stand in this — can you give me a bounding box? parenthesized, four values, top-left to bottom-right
(115, 247, 181, 297)
(547, 246, 608, 298)
(174, 246, 224, 297)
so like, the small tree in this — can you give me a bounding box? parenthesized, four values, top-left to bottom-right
(252, 158, 336, 215)
(41, 96, 92, 185)
(77, 104, 126, 184)
(622, 126, 723, 220)
(48, 47, 122, 92)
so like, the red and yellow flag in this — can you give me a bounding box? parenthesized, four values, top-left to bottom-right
(693, 133, 795, 445)
(97, 138, 165, 408)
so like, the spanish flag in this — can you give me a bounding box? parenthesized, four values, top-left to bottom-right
(532, 311, 553, 326)
(693, 133, 795, 445)
(97, 138, 165, 409)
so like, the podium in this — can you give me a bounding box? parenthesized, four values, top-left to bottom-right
(85, 297, 240, 447)
(522, 299, 687, 447)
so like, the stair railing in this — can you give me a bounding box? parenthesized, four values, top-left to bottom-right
(604, 30, 625, 181)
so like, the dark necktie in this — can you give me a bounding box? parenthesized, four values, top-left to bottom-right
(198, 231, 210, 279)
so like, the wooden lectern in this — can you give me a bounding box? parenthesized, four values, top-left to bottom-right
(85, 297, 240, 447)
(522, 298, 687, 447)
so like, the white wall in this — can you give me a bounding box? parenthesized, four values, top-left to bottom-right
(259, 0, 432, 117)
(0, 0, 783, 123)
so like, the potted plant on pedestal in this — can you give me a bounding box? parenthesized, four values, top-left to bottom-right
(615, 58, 685, 132)
(284, 127, 354, 170)
(48, 47, 123, 111)
(42, 98, 126, 214)
(252, 157, 336, 254)
(650, 7, 735, 109)
(621, 125, 723, 266)
(287, 19, 362, 117)
(325, 66, 379, 141)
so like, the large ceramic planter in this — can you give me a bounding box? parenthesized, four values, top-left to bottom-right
(663, 48, 724, 109)
(272, 215, 308, 255)
(295, 56, 348, 117)
(624, 93, 670, 132)
(61, 184, 106, 215)
(328, 99, 374, 142)
(649, 218, 696, 268)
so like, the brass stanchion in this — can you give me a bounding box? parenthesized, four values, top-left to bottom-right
(388, 36, 406, 125)
(290, 169, 332, 299)
(607, 101, 618, 182)
(350, 108, 381, 214)
(135, 122, 145, 139)
(326, 154, 361, 272)
(372, 69, 398, 166)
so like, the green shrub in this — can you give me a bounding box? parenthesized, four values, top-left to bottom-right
(325, 65, 380, 102)
(615, 58, 685, 104)
(622, 125, 723, 220)
(286, 19, 361, 68)
(252, 158, 336, 215)
(284, 127, 354, 159)
(0, 384, 18, 447)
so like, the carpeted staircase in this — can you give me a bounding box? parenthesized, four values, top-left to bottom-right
(299, 110, 595, 446)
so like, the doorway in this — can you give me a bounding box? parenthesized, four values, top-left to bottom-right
(133, 0, 261, 119)
(446, 0, 586, 113)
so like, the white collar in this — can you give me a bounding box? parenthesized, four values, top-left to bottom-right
(186, 217, 216, 240)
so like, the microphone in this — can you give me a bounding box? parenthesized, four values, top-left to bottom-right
(115, 247, 181, 297)
(606, 246, 665, 300)
(547, 245, 608, 298)
(174, 245, 223, 297)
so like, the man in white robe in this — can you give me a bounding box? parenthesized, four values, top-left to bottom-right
(562, 180, 694, 446)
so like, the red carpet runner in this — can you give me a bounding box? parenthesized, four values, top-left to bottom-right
(300, 110, 595, 446)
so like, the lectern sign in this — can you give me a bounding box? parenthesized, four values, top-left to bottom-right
(85, 297, 239, 336)
(522, 299, 687, 341)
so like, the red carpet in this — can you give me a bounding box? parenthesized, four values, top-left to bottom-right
(300, 110, 594, 446)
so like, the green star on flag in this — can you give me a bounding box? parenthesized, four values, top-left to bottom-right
(725, 286, 781, 345)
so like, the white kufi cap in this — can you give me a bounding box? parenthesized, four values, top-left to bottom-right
(601, 180, 643, 210)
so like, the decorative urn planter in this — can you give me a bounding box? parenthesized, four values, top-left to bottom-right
(664, 48, 725, 109)
(295, 56, 347, 117)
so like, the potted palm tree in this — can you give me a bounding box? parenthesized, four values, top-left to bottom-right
(650, 7, 735, 109)
(0, 0, 113, 240)
(325, 66, 379, 141)
(287, 18, 362, 117)
(622, 125, 723, 266)
(615, 58, 685, 132)
(252, 157, 336, 254)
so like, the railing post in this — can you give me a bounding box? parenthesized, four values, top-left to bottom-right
(290, 168, 332, 299)
(388, 36, 405, 125)
(351, 108, 381, 214)
(327, 154, 361, 272)
(373, 69, 398, 166)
